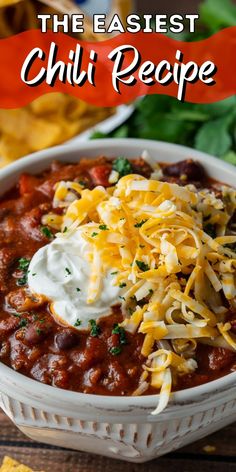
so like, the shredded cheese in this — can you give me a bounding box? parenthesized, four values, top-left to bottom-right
(45, 166, 236, 415)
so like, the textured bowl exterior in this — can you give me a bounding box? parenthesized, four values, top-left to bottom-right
(0, 139, 236, 462)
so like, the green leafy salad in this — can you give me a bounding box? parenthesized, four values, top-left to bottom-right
(92, 0, 236, 164)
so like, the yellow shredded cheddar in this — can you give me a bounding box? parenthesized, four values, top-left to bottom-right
(45, 169, 236, 414)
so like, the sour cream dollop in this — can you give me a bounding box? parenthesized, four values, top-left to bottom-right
(28, 228, 123, 330)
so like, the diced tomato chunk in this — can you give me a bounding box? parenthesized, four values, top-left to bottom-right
(197, 344, 235, 372)
(88, 165, 112, 187)
(208, 347, 235, 371)
(19, 174, 39, 196)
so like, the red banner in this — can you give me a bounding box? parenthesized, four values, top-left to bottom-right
(0, 27, 235, 108)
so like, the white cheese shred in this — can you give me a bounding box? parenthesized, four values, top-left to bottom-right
(43, 163, 236, 416)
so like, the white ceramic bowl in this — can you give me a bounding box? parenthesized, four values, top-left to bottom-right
(0, 139, 236, 463)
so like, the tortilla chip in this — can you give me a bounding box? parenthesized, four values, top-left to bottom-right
(0, 455, 44, 472)
(0, 0, 22, 6)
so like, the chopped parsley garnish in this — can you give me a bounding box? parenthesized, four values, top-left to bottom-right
(41, 226, 53, 239)
(17, 258, 30, 286)
(99, 224, 108, 230)
(89, 319, 101, 337)
(76, 288, 81, 292)
(135, 260, 150, 272)
(113, 157, 133, 178)
(19, 318, 28, 328)
(111, 271, 118, 275)
(91, 232, 98, 237)
(119, 282, 127, 288)
(149, 289, 154, 295)
(204, 224, 216, 239)
(112, 324, 127, 345)
(74, 319, 81, 327)
(18, 258, 30, 271)
(134, 219, 147, 228)
(119, 295, 125, 301)
(63, 227, 68, 233)
(65, 267, 72, 276)
(78, 180, 86, 187)
(17, 275, 28, 286)
(109, 346, 122, 356)
(36, 328, 42, 335)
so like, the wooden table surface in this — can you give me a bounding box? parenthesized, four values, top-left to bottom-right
(0, 410, 235, 472)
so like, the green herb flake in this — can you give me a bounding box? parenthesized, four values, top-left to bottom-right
(17, 275, 28, 287)
(41, 226, 53, 239)
(99, 224, 108, 230)
(76, 288, 81, 292)
(109, 346, 122, 356)
(111, 271, 118, 275)
(134, 219, 147, 228)
(113, 157, 133, 178)
(63, 227, 68, 233)
(18, 258, 30, 271)
(89, 319, 101, 337)
(135, 260, 150, 272)
(74, 319, 81, 327)
(17, 258, 30, 286)
(19, 318, 28, 328)
(91, 232, 98, 237)
(112, 324, 127, 345)
(119, 282, 127, 288)
(36, 328, 42, 336)
(65, 267, 72, 276)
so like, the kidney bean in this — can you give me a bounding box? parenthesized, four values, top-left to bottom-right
(208, 347, 235, 371)
(55, 329, 79, 350)
(70, 336, 105, 369)
(132, 158, 152, 178)
(163, 159, 205, 181)
(6, 289, 46, 312)
(24, 321, 53, 346)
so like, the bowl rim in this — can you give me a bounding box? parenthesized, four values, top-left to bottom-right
(1, 137, 236, 410)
